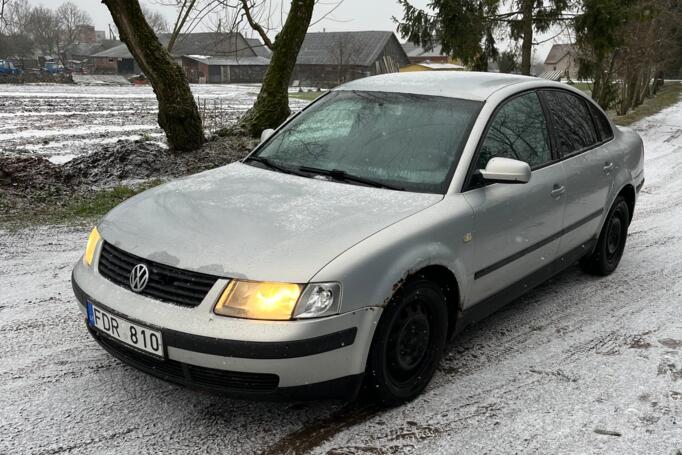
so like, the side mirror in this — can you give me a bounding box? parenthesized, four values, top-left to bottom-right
(479, 157, 531, 184)
(260, 128, 275, 144)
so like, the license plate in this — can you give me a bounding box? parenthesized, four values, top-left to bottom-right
(87, 302, 164, 358)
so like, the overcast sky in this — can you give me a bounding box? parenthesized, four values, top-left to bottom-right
(31, 0, 428, 34)
(28, 0, 555, 60)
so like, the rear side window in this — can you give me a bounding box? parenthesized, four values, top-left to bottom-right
(543, 90, 598, 156)
(476, 92, 551, 169)
(589, 103, 614, 142)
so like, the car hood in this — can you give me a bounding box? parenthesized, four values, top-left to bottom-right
(98, 162, 442, 283)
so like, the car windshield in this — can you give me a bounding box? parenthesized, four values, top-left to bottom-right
(250, 90, 482, 193)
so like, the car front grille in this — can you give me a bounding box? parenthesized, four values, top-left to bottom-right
(98, 241, 220, 307)
(93, 329, 279, 392)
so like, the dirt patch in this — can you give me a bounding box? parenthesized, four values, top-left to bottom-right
(657, 359, 682, 381)
(593, 428, 622, 437)
(628, 334, 653, 349)
(659, 338, 682, 349)
(62, 135, 257, 187)
(260, 404, 382, 455)
(0, 73, 74, 84)
(0, 134, 258, 223)
(0, 154, 62, 188)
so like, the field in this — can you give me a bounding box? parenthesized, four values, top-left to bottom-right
(0, 83, 308, 164)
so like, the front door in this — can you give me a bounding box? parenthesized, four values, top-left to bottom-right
(463, 91, 566, 306)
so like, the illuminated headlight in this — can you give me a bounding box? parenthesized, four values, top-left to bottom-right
(214, 280, 303, 320)
(293, 283, 341, 319)
(213, 281, 341, 320)
(83, 227, 101, 266)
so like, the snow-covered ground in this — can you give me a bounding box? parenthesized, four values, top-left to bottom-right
(0, 83, 308, 163)
(1, 101, 681, 454)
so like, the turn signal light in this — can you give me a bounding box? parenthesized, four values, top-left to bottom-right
(84, 227, 101, 266)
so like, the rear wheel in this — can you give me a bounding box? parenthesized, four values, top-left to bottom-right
(580, 196, 630, 276)
(364, 278, 448, 406)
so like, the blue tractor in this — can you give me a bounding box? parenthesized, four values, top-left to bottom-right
(43, 61, 64, 74)
(0, 60, 21, 75)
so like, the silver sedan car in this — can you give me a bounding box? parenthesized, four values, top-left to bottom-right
(72, 72, 644, 405)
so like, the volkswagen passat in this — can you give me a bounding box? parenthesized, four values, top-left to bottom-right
(72, 72, 644, 405)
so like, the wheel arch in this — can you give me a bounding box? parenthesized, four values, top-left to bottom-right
(397, 264, 463, 340)
(617, 183, 636, 222)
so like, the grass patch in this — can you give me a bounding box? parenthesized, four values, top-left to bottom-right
(65, 186, 143, 218)
(290, 91, 325, 101)
(570, 82, 592, 94)
(612, 82, 682, 126)
(1, 180, 162, 228)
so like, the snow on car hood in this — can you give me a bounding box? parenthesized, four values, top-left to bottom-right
(98, 162, 443, 283)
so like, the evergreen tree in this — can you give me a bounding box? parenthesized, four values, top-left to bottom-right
(396, 0, 572, 75)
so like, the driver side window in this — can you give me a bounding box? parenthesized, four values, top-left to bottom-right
(477, 92, 551, 170)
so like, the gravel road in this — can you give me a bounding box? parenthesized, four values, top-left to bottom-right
(1, 100, 681, 454)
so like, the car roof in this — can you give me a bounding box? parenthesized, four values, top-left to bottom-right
(335, 71, 557, 102)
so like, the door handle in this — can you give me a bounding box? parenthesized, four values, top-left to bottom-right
(551, 184, 566, 199)
(603, 162, 614, 174)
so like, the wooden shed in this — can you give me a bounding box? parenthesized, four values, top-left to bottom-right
(292, 31, 410, 88)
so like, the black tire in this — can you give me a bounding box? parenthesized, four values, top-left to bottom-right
(580, 196, 630, 276)
(364, 278, 448, 406)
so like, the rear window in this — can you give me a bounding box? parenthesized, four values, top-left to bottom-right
(589, 103, 614, 142)
(543, 90, 599, 156)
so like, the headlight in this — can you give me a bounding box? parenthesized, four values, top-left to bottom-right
(83, 227, 101, 266)
(214, 280, 303, 320)
(293, 283, 341, 319)
(214, 281, 341, 320)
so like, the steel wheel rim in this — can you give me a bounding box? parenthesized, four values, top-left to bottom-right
(386, 299, 432, 385)
(606, 214, 623, 259)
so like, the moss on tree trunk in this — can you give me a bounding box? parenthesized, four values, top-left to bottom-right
(238, 0, 315, 138)
(102, 0, 204, 152)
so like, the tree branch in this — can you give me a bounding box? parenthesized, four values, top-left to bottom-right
(240, 0, 273, 50)
(310, 0, 346, 27)
(168, 0, 198, 52)
(0, 0, 8, 25)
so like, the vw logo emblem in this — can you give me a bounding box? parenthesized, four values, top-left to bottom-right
(129, 264, 149, 293)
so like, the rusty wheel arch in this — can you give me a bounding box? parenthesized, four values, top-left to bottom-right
(389, 265, 463, 340)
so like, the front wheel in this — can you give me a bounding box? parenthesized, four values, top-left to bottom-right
(364, 278, 448, 406)
(580, 196, 630, 276)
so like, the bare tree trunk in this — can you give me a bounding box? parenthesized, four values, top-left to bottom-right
(520, 0, 534, 76)
(592, 60, 607, 107)
(653, 69, 664, 94)
(237, 0, 315, 137)
(102, 0, 204, 152)
(593, 52, 618, 110)
(619, 69, 637, 115)
(636, 68, 650, 106)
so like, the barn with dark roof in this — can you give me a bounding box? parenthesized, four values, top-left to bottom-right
(292, 31, 409, 87)
(90, 32, 269, 82)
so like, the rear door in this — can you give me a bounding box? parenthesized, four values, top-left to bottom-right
(463, 91, 566, 305)
(540, 90, 618, 256)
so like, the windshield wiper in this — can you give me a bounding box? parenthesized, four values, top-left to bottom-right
(298, 165, 404, 191)
(244, 156, 306, 177)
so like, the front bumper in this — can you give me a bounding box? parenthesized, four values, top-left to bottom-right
(72, 256, 382, 400)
